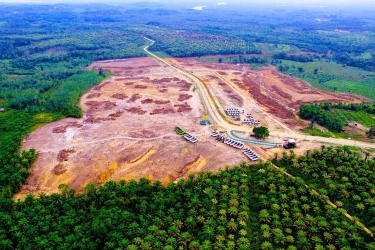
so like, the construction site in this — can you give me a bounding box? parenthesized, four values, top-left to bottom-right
(15, 55, 371, 198)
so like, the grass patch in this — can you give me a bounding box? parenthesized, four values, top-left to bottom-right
(151, 51, 171, 58)
(277, 60, 375, 100)
(31, 112, 64, 131)
(329, 109, 375, 127)
(0, 110, 63, 156)
(301, 127, 332, 137)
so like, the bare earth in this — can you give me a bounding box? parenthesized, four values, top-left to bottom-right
(15, 57, 368, 199)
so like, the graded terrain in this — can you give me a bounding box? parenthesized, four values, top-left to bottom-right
(16, 57, 369, 198)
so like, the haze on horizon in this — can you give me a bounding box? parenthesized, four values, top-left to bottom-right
(0, 0, 373, 6)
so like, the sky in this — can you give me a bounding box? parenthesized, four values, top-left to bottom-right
(0, 0, 372, 4)
(0, 0, 373, 8)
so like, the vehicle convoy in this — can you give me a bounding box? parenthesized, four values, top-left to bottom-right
(283, 139, 297, 149)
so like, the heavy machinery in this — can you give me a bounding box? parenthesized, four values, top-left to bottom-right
(283, 139, 297, 149)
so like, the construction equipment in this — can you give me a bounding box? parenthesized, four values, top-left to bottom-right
(283, 139, 297, 149)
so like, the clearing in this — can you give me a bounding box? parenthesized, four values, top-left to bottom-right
(15, 57, 369, 199)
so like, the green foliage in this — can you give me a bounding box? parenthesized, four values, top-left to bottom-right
(273, 146, 375, 233)
(0, 110, 53, 198)
(329, 109, 375, 128)
(368, 127, 375, 138)
(253, 126, 270, 139)
(254, 43, 300, 54)
(46, 72, 104, 117)
(0, 160, 374, 248)
(277, 60, 375, 100)
(301, 127, 332, 138)
(273, 52, 314, 62)
(0, 4, 150, 201)
(175, 127, 187, 136)
(300, 102, 375, 134)
(136, 27, 250, 57)
(0, 4, 375, 249)
(299, 103, 344, 132)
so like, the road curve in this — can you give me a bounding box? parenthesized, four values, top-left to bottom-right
(143, 37, 375, 149)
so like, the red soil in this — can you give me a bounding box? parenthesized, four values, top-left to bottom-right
(111, 93, 128, 100)
(174, 103, 193, 112)
(178, 94, 193, 102)
(150, 108, 176, 115)
(128, 94, 142, 103)
(52, 122, 83, 133)
(125, 107, 147, 115)
(86, 93, 101, 99)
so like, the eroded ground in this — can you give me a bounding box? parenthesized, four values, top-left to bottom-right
(16, 57, 368, 199)
(167, 58, 369, 130)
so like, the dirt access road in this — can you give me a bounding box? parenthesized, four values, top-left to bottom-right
(144, 37, 375, 149)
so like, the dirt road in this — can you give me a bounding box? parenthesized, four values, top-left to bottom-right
(144, 37, 375, 149)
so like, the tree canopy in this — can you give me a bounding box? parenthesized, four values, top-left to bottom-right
(253, 126, 270, 139)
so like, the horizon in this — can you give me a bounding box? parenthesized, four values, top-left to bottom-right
(0, 0, 374, 6)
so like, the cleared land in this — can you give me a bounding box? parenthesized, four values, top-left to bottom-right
(16, 57, 369, 198)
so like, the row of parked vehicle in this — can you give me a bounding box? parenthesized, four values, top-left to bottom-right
(211, 132, 244, 149)
(242, 148, 260, 161)
(244, 113, 260, 127)
(184, 134, 198, 143)
(226, 108, 241, 115)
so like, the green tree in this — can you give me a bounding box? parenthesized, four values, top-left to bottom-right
(253, 126, 270, 139)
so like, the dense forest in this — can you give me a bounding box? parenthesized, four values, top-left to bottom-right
(1, 148, 375, 249)
(1, 2, 375, 249)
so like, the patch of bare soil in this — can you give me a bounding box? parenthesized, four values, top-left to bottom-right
(128, 94, 142, 103)
(58, 149, 76, 161)
(243, 75, 294, 119)
(111, 93, 128, 100)
(125, 107, 147, 115)
(86, 93, 101, 99)
(135, 85, 147, 89)
(84, 116, 115, 124)
(104, 102, 117, 110)
(85, 101, 102, 110)
(141, 98, 154, 104)
(52, 122, 82, 133)
(176, 80, 192, 91)
(174, 103, 193, 112)
(109, 111, 123, 117)
(343, 123, 375, 143)
(178, 94, 193, 102)
(207, 75, 244, 107)
(93, 81, 110, 91)
(128, 130, 157, 138)
(150, 108, 176, 115)
(271, 85, 292, 100)
(154, 100, 171, 104)
(53, 164, 67, 175)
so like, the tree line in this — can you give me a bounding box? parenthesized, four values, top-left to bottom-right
(1, 154, 375, 249)
(299, 103, 344, 132)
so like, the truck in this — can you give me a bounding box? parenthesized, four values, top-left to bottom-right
(283, 139, 296, 149)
